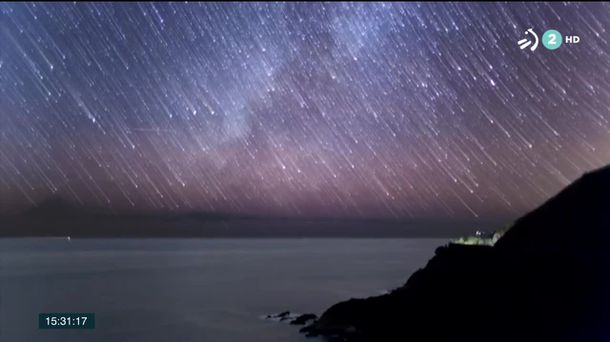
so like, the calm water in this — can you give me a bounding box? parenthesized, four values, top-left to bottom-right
(0, 238, 446, 342)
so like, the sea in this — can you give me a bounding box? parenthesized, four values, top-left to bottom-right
(0, 238, 446, 342)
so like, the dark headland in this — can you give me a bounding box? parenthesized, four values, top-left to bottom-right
(301, 165, 610, 341)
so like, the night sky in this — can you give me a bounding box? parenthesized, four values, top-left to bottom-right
(0, 3, 609, 220)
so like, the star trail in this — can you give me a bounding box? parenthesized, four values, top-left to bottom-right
(0, 2, 609, 220)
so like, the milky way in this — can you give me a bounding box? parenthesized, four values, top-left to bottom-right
(1, 2, 609, 220)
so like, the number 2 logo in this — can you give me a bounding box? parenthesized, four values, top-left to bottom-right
(542, 29, 563, 50)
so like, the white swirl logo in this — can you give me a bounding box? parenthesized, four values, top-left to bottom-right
(517, 28, 539, 51)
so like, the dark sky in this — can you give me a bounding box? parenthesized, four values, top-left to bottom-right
(0, 3, 609, 220)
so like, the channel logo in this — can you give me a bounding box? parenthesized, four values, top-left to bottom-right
(542, 29, 562, 50)
(518, 28, 580, 52)
(517, 28, 539, 51)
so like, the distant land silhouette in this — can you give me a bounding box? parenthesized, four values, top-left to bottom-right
(0, 195, 504, 238)
(301, 164, 610, 341)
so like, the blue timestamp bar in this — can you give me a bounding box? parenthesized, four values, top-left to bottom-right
(39, 313, 95, 329)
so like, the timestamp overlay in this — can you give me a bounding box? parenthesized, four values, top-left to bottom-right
(39, 313, 95, 330)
